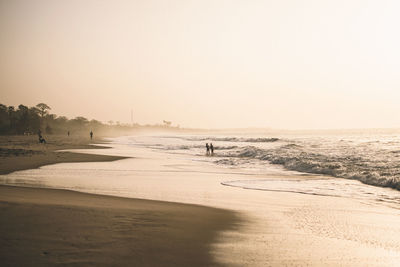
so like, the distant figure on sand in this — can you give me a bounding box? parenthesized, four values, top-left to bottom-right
(90, 131, 93, 140)
(67, 131, 70, 136)
(38, 130, 46, 144)
(206, 143, 210, 155)
(210, 143, 214, 155)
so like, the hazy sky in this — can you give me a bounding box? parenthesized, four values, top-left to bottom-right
(1, 0, 399, 129)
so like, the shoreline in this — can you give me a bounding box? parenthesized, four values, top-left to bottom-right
(3, 134, 400, 265)
(0, 134, 127, 175)
(0, 135, 241, 266)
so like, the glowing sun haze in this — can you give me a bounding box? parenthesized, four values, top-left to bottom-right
(1, 0, 399, 129)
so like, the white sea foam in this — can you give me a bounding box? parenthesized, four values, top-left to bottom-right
(223, 142, 400, 190)
(222, 178, 400, 208)
(140, 133, 400, 191)
(108, 133, 400, 191)
(181, 136, 279, 143)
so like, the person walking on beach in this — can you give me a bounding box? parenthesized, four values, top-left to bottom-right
(90, 130, 93, 140)
(67, 131, 70, 137)
(206, 143, 210, 155)
(210, 143, 214, 155)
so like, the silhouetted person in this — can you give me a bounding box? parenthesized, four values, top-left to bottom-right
(67, 131, 70, 136)
(206, 143, 210, 155)
(38, 130, 46, 143)
(90, 131, 93, 140)
(210, 143, 214, 155)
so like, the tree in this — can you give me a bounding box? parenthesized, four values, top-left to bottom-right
(36, 103, 51, 118)
(0, 104, 9, 134)
(28, 107, 41, 133)
(8, 106, 16, 134)
(55, 116, 68, 124)
(16, 105, 29, 134)
(163, 120, 172, 127)
(71, 116, 89, 126)
(89, 119, 102, 126)
(45, 125, 53, 134)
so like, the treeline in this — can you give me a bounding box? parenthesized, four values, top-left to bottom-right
(0, 103, 135, 136)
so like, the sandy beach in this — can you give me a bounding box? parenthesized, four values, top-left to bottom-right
(0, 185, 238, 266)
(3, 134, 400, 266)
(0, 135, 127, 175)
(0, 135, 239, 266)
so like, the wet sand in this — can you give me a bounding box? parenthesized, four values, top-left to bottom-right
(0, 185, 238, 266)
(0, 135, 240, 266)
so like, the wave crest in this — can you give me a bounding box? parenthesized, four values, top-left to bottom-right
(184, 137, 279, 143)
(223, 145, 400, 190)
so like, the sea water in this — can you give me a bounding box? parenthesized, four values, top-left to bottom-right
(145, 131, 400, 189)
(112, 130, 400, 208)
(2, 130, 400, 208)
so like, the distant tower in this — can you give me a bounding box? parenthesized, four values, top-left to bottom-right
(131, 109, 133, 126)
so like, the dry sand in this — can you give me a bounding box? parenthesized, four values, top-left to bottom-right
(0, 135, 127, 175)
(0, 135, 239, 266)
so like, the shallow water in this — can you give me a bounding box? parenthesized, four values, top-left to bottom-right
(151, 131, 400, 190)
(100, 133, 400, 208)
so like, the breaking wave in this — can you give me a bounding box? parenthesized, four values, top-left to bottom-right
(138, 134, 400, 191)
(183, 136, 279, 143)
(221, 143, 400, 191)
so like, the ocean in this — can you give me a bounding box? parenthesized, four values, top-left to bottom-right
(2, 130, 400, 208)
(151, 130, 400, 188)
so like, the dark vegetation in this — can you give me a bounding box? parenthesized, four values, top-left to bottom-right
(0, 103, 180, 136)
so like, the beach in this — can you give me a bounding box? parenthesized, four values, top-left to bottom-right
(2, 133, 400, 266)
(0, 186, 237, 266)
(0, 135, 127, 175)
(0, 135, 239, 266)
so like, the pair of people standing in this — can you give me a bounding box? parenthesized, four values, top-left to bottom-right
(206, 143, 214, 155)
